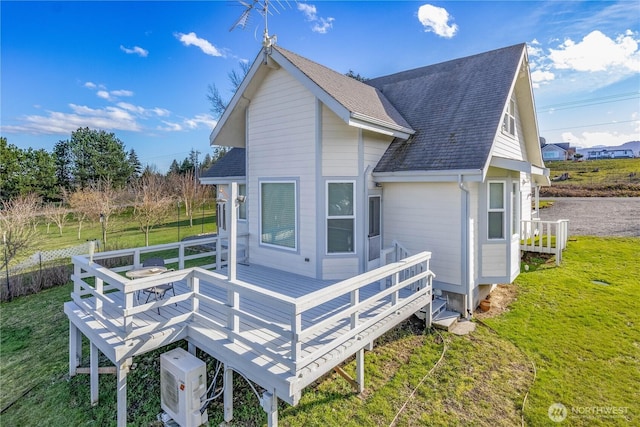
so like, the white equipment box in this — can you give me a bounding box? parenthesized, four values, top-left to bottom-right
(160, 348, 208, 427)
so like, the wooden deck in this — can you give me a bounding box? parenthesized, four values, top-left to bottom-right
(65, 238, 434, 425)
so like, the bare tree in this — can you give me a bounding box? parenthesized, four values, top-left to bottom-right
(168, 171, 211, 227)
(131, 174, 174, 246)
(42, 203, 69, 236)
(0, 193, 40, 271)
(68, 179, 122, 246)
(65, 188, 90, 240)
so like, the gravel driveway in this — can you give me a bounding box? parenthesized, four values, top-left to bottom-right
(538, 197, 640, 237)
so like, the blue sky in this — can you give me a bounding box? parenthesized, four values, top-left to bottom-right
(2, 1, 639, 172)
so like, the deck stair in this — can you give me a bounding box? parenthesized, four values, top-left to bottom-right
(428, 296, 460, 332)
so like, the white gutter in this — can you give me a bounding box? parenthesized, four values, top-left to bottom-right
(458, 175, 473, 319)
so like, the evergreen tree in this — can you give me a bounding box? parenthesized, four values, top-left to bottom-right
(127, 148, 143, 182)
(53, 139, 73, 192)
(168, 159, 181, 176)
(59, 127, 132, 188)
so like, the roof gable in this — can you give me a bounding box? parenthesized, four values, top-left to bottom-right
(271, 47, 413, 137)
(370, 44, 526, 173)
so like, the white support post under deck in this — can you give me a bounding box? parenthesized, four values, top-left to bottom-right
(116, 359, 131, 427)
(356, 349, 365, 393)
(69, 321, 82, 376)
(262, 390, 278, 427)
(90, 342, 99, 406)
(224, 365, 233, 423)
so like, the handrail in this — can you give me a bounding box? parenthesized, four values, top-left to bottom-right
(70, 247, 434, 376)
(520, 219, 569, 265)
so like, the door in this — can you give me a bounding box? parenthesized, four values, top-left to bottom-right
(367, 196, 381, 270)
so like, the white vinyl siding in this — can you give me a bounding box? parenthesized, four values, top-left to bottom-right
(327, 181, 355, 254)
(322, 258, 359, 280)
(363, 131, 393, 189)
(322, 105, 359, 176)
(488, 181, 506, 240)
(494, 95, 527, 161)
(247, 68, 316, 275)
(382, 182, 462, 286)
(481, 244, 507, 277)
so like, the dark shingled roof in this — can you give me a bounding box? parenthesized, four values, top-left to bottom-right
(200, 148, 246, 178)
(273, 46, 413, 132)
(368, 44, 525, 172)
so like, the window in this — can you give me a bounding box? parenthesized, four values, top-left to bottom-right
(238, 184, 246, 220)
(502, 98, 516, 136)
(327, 182, 355, 253)
(488, 182, 505, 239)
(260, 182, 296, 250)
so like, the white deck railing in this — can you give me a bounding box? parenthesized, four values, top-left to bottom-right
(520, 219, 569, 265)
(70, 241, 433, 375)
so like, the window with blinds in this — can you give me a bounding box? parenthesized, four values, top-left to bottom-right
(260, 181, 296, 250)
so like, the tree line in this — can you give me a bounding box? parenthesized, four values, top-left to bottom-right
(0, 127, 229, 271)
(1, 128, 222, 203)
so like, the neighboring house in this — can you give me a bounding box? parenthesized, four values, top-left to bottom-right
(542, 143, 574, 161)
(586, 148, 635, 160)
(201, 43, 550, 317)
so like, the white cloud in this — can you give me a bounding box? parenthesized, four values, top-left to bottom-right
(1, 104, 141, 135)
(84, 81, 97, 89)
(531, 70, 555, 88)
(97, 90, 110, 100)
(549, 30, 639, 73)
(158, 121, 183, 132)
(562, 129, 640, 148)
(297, 3, 334, 34)
(111, 89, 134, 97)
(175, 32, 224, 57)
(120, 45, 149, 57)
(152, 107, 171, 117)
(184, 114, 217, 130)
(417, 4, 458, 38)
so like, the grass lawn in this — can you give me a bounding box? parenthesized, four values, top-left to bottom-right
(1, 237, 638, 426)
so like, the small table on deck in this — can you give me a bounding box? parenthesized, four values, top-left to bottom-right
(125, 267, 171, 311)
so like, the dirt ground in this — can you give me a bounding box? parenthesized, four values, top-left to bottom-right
(474, 284, 518, 320)
(538, 197, 640, 237)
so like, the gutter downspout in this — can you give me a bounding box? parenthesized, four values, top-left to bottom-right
(458, 175, 473, 319)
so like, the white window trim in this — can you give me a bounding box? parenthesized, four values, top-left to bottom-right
(502, 97, 516, 137)
(511, 181, 520, 237)
(259, 180, 297, 251)
(326, 180, 356, 255)
(488, 180, 506, 240)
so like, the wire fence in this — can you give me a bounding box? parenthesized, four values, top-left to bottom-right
(1, 241, 97, 301)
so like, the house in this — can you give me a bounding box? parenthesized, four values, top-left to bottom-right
(542, 142, 574, 161)
(201, 42, 551, 317)
(586, 148, 635, 160)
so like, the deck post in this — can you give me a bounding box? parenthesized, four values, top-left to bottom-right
(116, 358, 132, 427)
(261, 390, 278, 427)
(356, 348, 365, 393)
(90, 342, 99, 405)
(223, 366, 233, 423)
(229, 182, 238, 282)
(69, 321, 82, 376)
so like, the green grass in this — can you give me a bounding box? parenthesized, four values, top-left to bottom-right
(486, 236, 640, 426)
(547, 158, 640, 185)
(1, 237, 638, 426)
(31, 204, 218, 255)
(542, 158, 640, 196)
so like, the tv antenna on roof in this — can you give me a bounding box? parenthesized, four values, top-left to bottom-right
(230, 0, 291, 48)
